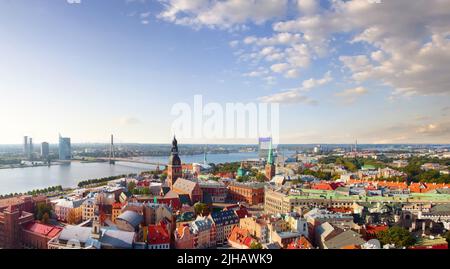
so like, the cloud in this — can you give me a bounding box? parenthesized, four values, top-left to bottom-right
(270, 63, 290, 73)
(156, 0, 288, 30)
(118, 116, 142, 125)
(301, 71, 332, 90)
(365, 120, 450, 144)
(242, 67, 269, 78)
(296, 0, 319, 15)
(259, 89, 317, 105)
(285, 69, 300, 78)
(335, 86, 368, 104)
(140, 11, 151, 18)
(154, 0, 450, 98)
(229, 40, 239, 48)
(228, 0, 450, 96)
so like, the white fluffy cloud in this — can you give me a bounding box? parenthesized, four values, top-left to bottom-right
(157, 0, 288, 30)
(335, 86, 368, 104)
(301, 71, 332, 90)
(155, 0, 450, 98)
(231, 0, 450, 95)
(259, 89, 317, 105)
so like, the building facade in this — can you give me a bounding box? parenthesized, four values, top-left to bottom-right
(58, 135, 71, 160)
(228, 182, 265, 205)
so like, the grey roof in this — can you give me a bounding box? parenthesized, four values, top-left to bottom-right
(276, 231, 303, 239)
(100, 229, 135, 249)
(117, 211, 143, 228)
(324, 230, 366, 249)
(436, 188, 450, 195)
(429, 204, 450, 214)
(59, 225, 92, 243)
(316, 222, 335, 240)
(263, 242, 282, 249)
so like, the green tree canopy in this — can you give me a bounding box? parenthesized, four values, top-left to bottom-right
(377, 226, 416, 248)
(194, 202, 208, 216)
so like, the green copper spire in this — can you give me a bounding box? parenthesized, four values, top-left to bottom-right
(267, 141, 274, 165)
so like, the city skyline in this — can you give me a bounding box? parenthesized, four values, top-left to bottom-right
(0, 0, 449, 144)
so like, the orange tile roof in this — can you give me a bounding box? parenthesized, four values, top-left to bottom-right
(342, 244, 361, 249)
(286, 236, 313, 249)
(228, 226, 253, 247)
(348, 180, 450, 193)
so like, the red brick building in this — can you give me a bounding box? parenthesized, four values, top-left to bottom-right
(228, 182, 265, 205)
(0, 196, 43, 249)
(21, 221, 62, 249)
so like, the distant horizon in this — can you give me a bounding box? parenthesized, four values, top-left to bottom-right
(1, 142, 450, 147)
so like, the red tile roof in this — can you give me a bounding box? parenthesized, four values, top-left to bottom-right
(22, 221, 62, 238)
(147, 224, 170, 245)
(409, 244, 448, 250)
(235, 208, 251, 219)
(112, 202, 123, 209)
(348, 180, 450, 193)
(363, 225, 388, 240)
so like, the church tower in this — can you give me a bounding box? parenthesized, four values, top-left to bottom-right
(167, 136, 182, 189)
(265, 142, 276, 181)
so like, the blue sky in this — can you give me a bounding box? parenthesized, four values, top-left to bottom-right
(0, 0, 449, 144)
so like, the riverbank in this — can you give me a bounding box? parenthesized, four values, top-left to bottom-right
(0, 152, 259, 195)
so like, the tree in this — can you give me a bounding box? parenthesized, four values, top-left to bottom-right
(127, 181, 136, 192)
(377, 226, 416, 248)
(250, 241, 262, 249)
(194, 202, 208, 216)
(67, 210, 78, 224)
(42, 212, 50, 224)
(255, 173, 268, 182)
(35, 203, 53, 221)
(444, 231, 450, 245)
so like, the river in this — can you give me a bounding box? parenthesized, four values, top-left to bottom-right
(0, 152, 259, 195)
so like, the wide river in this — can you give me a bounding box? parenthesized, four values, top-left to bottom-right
(0, 152, 258, 195)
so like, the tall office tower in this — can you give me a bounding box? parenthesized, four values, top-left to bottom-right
(167, 136, 182, 189)
(41, 142, 49, 159)
(23, 136, 28, 157)
(258, 137, 272, 160)
(58, 134, 71, 160)
(109, 134, 115, 164)
(28, 137, 33, 158)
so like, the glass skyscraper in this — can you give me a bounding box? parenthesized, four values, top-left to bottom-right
(58, 135, 71, 160)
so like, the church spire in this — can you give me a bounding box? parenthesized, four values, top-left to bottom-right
(171, 135, 178, 154)
(267, 141, 274, 165)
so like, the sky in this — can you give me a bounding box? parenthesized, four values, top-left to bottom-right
(0, 0, 449, 145)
